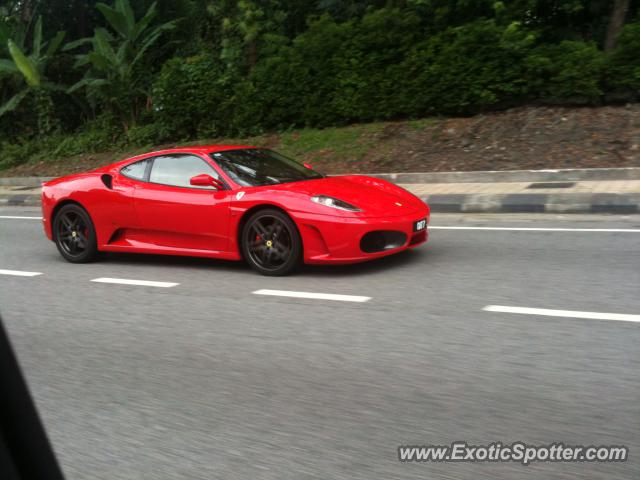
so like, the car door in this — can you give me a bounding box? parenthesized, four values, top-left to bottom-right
(112, 157, 151, 226)
(83, 159, 148, 246)
(133, 154, 231, 252)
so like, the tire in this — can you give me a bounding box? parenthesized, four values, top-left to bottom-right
(241, 208, 302, 276)
(53, 203, 98, 263)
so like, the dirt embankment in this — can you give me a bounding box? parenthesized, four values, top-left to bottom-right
(338, 104, 640, 174)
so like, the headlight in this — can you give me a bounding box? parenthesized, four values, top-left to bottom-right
(311, 195, 361, 212)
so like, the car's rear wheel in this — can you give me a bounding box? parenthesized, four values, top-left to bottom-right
(241, 209, 302, 276)
(53, 204, 98, 263)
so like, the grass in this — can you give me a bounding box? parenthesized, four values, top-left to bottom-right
(0, 117, 436, 177)
(278, 123, 385, 164)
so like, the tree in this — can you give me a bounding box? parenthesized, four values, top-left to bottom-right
(66, 0, 175, 130)
(0, 16, 66, 133)
(205, 0, 287, 71)
(604, 0, 631, 51)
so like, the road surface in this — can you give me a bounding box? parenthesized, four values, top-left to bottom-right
(1, 208, 639, 479)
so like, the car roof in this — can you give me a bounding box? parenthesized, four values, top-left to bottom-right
(182, 144, 257, 153)
(141, 144, 257, 156)
(109, 145, 259, 169)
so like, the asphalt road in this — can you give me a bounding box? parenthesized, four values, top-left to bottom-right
(1, 207, 639, 480)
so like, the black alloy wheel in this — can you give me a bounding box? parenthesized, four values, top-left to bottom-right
(53, 204, 98, 263)
(241, 209, 302, 276)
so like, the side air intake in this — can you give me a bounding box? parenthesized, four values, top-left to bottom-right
(101, 174, 113, 189)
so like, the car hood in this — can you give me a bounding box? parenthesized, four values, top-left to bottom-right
(278, 175, 426, 218)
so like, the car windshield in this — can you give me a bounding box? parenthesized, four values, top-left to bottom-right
(209, 149, 323, 187)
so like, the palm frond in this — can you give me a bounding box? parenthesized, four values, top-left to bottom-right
(96, 3, 129, 38)
(32, 16, 43, 59)
(67, 77, 109, 94)
(46, 31, 66, 57)
(132, 2, 158, 42)
(0, 89, 29, 117)
(8, 40, 40, 87)
(116, 0, 136, 33)
(0, 59, 18, 75)
(63, 37, 93, 52)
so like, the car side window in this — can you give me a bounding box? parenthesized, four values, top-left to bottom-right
(120, 159, 150, 180)
(149, 155, 220, 189)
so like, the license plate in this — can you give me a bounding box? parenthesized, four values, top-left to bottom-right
(414, 219, 427, 232)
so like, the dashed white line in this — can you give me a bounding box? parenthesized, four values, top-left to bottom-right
(0, 269, 43, 277)
(91, 277, 179, 288)
(0, 215, 42, 220)
(430, 226, 640, 232)
(483, 305, 640, 323)
(253, 289, 370, 303)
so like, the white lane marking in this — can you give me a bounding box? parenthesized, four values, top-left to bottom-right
(0, 269, 43, 277)
(91, 277, 179, 288)
(253, 289, 370, 303)
(0, 215, 42, 220)
(483, 305, 640, 323)
(430, 226, 640, 232)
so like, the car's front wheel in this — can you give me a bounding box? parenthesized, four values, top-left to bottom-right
(241, 209, 302, 276)
(53, 203, 98, 263)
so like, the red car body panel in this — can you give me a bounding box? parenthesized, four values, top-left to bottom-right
(42, 146, 430, 265)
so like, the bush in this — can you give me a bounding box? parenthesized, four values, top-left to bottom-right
(399, 20, 534, 115)
(50, 115, 122, 158)
(242, 9, 422, 130)
(177, 16, 610, 132)
(152, 54, 237, 139)
(243, 16, 354, 129)
(0, 114, 122, 169)
(124, 123, 170, 148)
(605, 22, 640, 98)
(0, 139, 43, 169)
(525, 41, 604, 103)
(329, 8, 422, 121)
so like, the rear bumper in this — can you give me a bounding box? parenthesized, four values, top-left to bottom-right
(293, 207, 430, 264)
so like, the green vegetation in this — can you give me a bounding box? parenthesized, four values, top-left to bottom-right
(65, 0, 176, 130)
(0, 119, 428, 175)
(279, 123, 385, 163)
(1, 0, 640, 171)
(0, 16, 66, 133)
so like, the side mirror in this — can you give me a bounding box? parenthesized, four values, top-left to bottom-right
(190, 174, 224, 190)
(303, 162, 313, 170)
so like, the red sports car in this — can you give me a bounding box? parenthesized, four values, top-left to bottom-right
(41, 146, 429, 275)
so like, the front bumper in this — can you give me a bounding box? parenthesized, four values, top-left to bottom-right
(293, 208, 430, 264)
